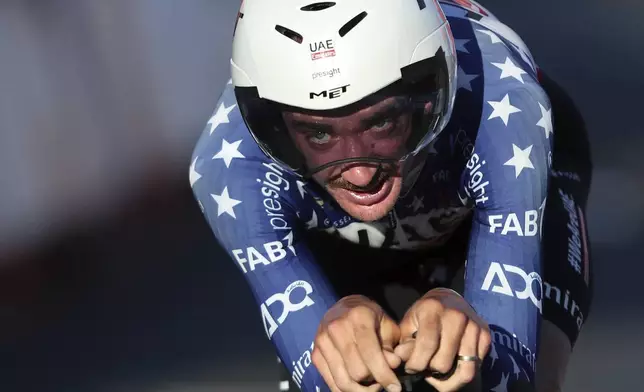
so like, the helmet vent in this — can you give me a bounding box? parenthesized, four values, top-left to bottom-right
(339, 11, 368, 37)
(416, 0, 427, 10)
(275, 25, 303, 44)
(300, 2, 336, 11)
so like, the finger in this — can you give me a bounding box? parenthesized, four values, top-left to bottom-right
(405, 307, 441, 374)
(478, 327, 492, 361)
(313, 346, 342, 392)
(378, 316, 402, 351)
(327, 321, 370, 382)
(317, 333, 364, 392)
(352, 315, 402, 392)
(394, 311, 418, 363)
(393, 340, 414, 362)
(426, 320, 480, 391)
(383, 349, 402, 370)
(426, 360, 478, 392)
(428, 309, 468, 375)
(398, 309, 419, 344)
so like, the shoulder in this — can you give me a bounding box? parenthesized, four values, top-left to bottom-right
(457, 42, 553, 210)
(190, 81, 307, 244)
(441, 0, 539, 78)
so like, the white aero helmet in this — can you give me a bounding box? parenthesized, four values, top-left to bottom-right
(232, 0, 457, 186)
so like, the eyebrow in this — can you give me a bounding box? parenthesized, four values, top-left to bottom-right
(289, 120, 334, 133)
(290, 99, 408, 132)
(359, 102, 406, 128)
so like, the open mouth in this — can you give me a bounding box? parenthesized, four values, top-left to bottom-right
(335, 166, 394, 206)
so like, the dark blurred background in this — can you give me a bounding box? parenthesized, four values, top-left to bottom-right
(1, 1, 642, 391)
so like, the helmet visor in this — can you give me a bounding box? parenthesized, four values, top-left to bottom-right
(235, 53, 451, 178)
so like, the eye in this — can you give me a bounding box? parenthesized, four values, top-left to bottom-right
(309, 131, 331, 144)
(372, 118, 393, 131)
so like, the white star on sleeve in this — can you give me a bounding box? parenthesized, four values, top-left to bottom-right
(492, 57, 527, 83)
(507, 353, 521, 380)
(488, 94, 521, 126)
(504, 144, 535, 178)
(454, 39, 471, 53)
(491, 373, 510, 392)
(211, 187, 242, 218)
(409, 196, 425, 213)
(296, 180, 307, 198)
(208, 102, 236, 135)
(212, 139, 245, 168)
(477, 29, 502, 44)
(536, 102, 553, 139)
(189, 157, 202, 188)
(458, 66, 478, 91)
(489, 341, 498, 369)
(306, 210, 318, 229)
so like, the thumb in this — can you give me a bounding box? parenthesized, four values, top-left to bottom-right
(378, 314, 401, 350)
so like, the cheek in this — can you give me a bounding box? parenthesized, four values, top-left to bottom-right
(312, 172, 327, 186)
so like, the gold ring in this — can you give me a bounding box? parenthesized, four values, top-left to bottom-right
(457, 355, 479, 362)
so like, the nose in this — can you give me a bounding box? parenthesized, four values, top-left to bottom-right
(341, 165, 379, 187)
(338, 136, 379, 187)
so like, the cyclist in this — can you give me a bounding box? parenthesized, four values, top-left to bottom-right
(190, 0, 592, 391)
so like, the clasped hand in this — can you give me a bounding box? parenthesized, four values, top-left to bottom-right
(311, 289, 491, 392)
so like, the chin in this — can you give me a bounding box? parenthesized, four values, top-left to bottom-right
(330, 177, 402, 222)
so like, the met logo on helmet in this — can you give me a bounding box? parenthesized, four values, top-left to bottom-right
(309, 84, 350, 100)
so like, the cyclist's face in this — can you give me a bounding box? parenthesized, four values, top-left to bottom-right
(282, 96, 429, 222)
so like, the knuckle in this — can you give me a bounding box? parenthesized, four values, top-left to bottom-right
(348, 306, 375, 324)
(431, 357, 454, 374)
(420, 297, 443, 313)
(327, 319, 346, 338)
(314, 334, 328, 350)
(444, 308, 467, 325)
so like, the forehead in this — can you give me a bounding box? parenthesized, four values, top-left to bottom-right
(282, 95, 405, 124)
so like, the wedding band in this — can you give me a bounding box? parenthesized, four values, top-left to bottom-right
(457, 355, 479, 362)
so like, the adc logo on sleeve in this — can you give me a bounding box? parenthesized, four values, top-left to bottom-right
(481, 262, 543, 312)
(261, 280, 315, 339)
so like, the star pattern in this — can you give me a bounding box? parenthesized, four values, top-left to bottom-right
(504, 144, 535, 178)
(409, 196, 425, 213)
(491, 373, 510, 392)
(458, 66, 478, 91)
(507, 352, 521, 380)
(477, 28, 502, 44)
(488, 94, 522, 126)
(306, 210, 318, 230)
(190, 7, 547, 391)
(189, 157, 202, 188)
(536, 102, 553, 139)
(208, 102, 236, 135)
(455, 39, 471, 53)
(492, 57, 527, 83)
(212, 139, 245, 168)
(211, 187, 242, 218)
